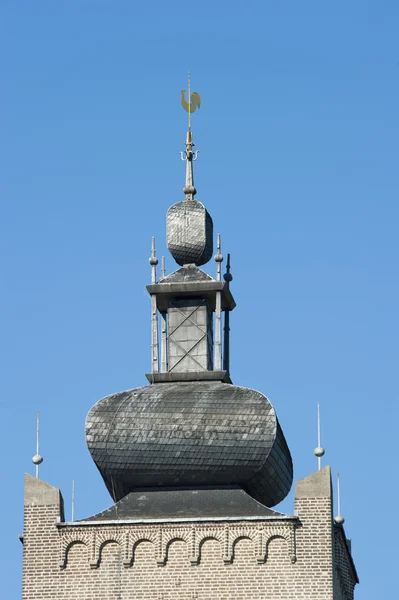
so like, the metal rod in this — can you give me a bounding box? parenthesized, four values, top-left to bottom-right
(151, 295, 159, 373)
(317, 403, 321, 471)
(161, 312, 167, 372)
(188, 71, 191, 131)
(223, 253, 232, 375)
(151, 237, 157, 284)
(71, 480, 75, 522)
(215, 291, 222, 370)
(223, 310, 230, 374)
(36, 412, 40, 479)
(216, 234, 222, 281)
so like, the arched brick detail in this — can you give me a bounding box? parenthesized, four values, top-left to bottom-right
(60, 537, 90, 570)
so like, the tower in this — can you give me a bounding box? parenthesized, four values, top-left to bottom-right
(21, 87, 358, 600)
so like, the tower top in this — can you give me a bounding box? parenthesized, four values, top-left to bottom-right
(166, 76, 213, 266)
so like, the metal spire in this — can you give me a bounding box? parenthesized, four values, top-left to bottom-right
(314, 403, 325, 470)
(188, 71, 192, 132)
(149, 237, 158, 284)
(214, 234, 223, 370)
(32, 411, 43, 478)
(335, 472, 345, 525)
(180, 73, 201, 201)
(223, 253, 232, 375)
(149, 238, 159, 373)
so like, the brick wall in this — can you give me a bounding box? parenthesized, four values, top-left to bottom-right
(22, 468, 357, 600)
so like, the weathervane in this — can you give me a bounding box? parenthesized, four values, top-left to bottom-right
(180, 72, 201, 131)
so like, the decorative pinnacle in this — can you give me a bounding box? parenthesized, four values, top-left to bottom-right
(149, 237, 158, 284)
(224, 253, 233, 284)
(180, 74, 201, 201)
(334, 472, 345, 525)
(180, 130, 199, 200)
(214, 234, 223, 281)
(32, 411, 43, 478)
(314, 403, 325, 470)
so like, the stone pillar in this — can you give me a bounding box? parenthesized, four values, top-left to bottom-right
(22, 474, 64, 600)
(294, 466, 334, 599)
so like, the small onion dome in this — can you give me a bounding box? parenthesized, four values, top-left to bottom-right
(32, 453, 43, 465)
(167, 199, 213, 266)
(314, 446, 325, 457)
(334, 515, 345, 525)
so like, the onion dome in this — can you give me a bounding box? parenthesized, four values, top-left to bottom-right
(86, 381, 292, 507)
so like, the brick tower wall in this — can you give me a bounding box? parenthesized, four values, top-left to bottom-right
(21, 468, 357, 600)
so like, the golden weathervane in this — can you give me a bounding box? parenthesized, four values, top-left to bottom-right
(181, 72, 201, 130)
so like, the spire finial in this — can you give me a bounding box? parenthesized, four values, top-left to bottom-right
(335, 472, 345, 525)
(149, 237, 158, 284)
(224, 253, 233, 286)
(188, 72, 191, 132)
(214, 233, 223, 281)
(32, 411, 43, 478)
(180, 74, 201, 200)
(223, 253, 232, 375)
(314, 402, 325, 470)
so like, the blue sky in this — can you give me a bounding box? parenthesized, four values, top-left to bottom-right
(1, 2, 398, 598)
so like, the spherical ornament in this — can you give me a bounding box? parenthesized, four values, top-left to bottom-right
(214, 253, 223, 263)
(183, 184, 196, 196)
(314, 446, 325, 458)
(32, 453, 43, 465)
(334, 515, 345, 525)
(224, 272, 233, 283)
(149, 256, 158, 266)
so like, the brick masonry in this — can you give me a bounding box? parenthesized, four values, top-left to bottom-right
(22, 467, 357, 600)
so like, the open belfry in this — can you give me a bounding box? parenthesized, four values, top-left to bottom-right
(21, 82, 358, 599)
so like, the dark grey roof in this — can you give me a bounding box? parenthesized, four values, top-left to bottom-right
(159, 264, 214, 284)
(81, 487, 292, 522)
(86, 381, 293, 507)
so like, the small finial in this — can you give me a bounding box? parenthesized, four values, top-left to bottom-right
(32, 411, 43, 478)
(149, 237, 158, 284)
(223, 253, 233, 285)
(334, 472, 345, 525)
(314, 403, 325, 470)
(214, 234, 223, 281)
(161, 256, 165, 278)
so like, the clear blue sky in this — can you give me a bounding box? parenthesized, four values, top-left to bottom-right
(1, 2, 398, 598)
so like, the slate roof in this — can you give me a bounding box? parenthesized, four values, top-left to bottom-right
(81, 487, 293, 522)
(86, 381, 293, 507)
(159, 264, 214, 284)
